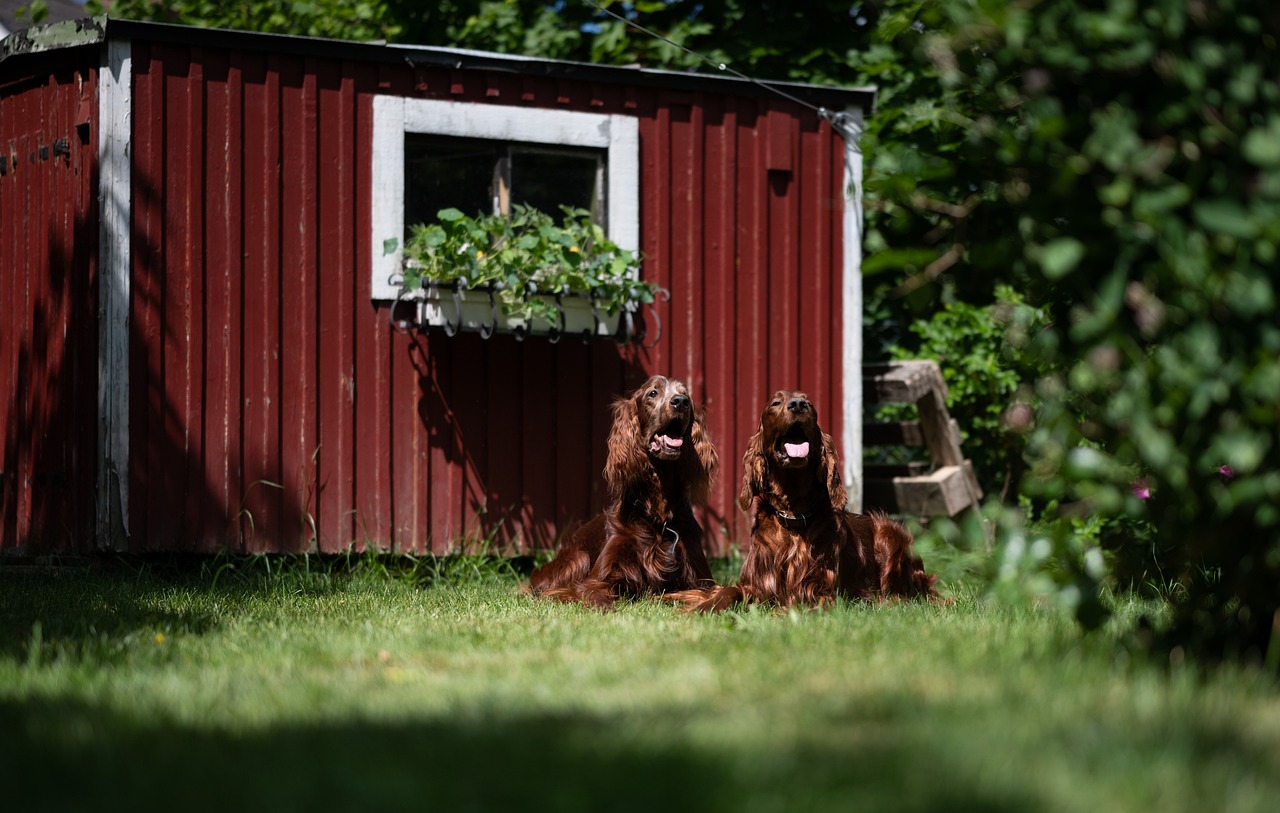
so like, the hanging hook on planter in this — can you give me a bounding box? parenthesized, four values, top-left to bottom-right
(640, 287, 670, 349)
(512, 280, 540, 343)
(444, 279, 468, 338)
(587, 292, 605, 344)
(478, 282, 501, 340)
(389, 268, 415, 335)
(547, 284, 568, 344)
(390, 294, 414, 335)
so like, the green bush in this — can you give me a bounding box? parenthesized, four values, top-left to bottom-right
(927, 0, 1280, 665)
(878, 285, 1049, 501)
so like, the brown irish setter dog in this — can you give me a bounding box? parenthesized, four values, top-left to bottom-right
(526, 375, 719, 609)
(674, 390, 937, 612)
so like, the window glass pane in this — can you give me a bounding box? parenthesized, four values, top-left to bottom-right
(404, 135, 497, 228)
(511, 148, 603, 220)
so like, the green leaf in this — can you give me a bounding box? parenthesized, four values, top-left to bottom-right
(1193, 199, 1258, 239)
(422, 226, 446, 248)
(1242, 123, 1280, 167)
(1039, 238, 1085, 279)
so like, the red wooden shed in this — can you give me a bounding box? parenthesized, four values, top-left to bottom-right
(0, 17, 874, 557)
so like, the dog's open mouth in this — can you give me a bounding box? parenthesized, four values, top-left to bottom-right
(649, 421, 687, 460)
(776, 423, 811, 464)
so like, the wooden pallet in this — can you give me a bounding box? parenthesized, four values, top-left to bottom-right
(862, 360, 983, 517)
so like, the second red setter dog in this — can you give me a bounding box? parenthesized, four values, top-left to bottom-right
(526, 375, 719, 608)
(677, 390, 937, 612)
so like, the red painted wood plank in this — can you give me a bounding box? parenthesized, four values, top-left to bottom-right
(6, 82, 31, 548)
(520, 341, 557, 548)
(452, 334, 489, 548)
(587, 344, 626, 521)
(224, 56, 247, 550)
(240, 52, 283, 553)
(200, 48, 235, 550)
(177, 47, 209, 550)
(667, 101, 698, 383)
(353, 64, 390, 552)
(314, 58, 354, 552)
(733, 98, 767, 542)
(0, 80, 14, 549)
(72, 65, 100, 550)
(798, 119, 829, 405)
(639, 108, 670, 379)
(766, 106, 799, 395)
(700, 94, 737, 551)
(23, 81, 46, 546)
(279, 54, 320, 552)
(389, 330, 419, 553)
(131, 42, 164, 551)
(485, 338, 524, 549)
(554, 340, 592, 533)
(826, 126, 846, 448)
(154, 44, 192, 549)
(422, 333, 455, 553)
(392, 331, 426, 553)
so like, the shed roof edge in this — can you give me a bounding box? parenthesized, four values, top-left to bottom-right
(1, 15, 875, 109)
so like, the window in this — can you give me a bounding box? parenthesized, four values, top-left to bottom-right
(404, 135, 605, 226)
(370, 97, 639, 300)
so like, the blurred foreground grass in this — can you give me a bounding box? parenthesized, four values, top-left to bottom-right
(1, 556, 1276, 812)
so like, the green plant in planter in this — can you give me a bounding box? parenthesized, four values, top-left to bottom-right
(401, 205, 657, 325)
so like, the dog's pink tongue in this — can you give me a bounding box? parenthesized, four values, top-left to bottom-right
(784, 441, 810, 459)
(651, 434, 684, 452)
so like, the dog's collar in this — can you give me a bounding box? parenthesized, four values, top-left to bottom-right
(658, 522, 680, 557)
(630, 498, 684, 556)
(759, 501, 812, 531)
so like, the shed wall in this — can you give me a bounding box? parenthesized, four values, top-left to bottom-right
(3, 33, 853, 557)
(0, 51, 98, 554)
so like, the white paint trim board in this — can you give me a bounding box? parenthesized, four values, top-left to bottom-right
(840, 107, 865, 512)
(370, 97, 640, 301)
(97, 37, 132, 550)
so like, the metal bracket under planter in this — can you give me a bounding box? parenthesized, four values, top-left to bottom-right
(395, 281, 648, 344)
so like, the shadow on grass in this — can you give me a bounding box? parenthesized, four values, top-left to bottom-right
(1, 693, 1040, 813)
(0, 566, 223, 664)
(0, 554, 534, 662)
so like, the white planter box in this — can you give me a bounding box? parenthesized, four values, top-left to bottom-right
(403, 284, 625, 339)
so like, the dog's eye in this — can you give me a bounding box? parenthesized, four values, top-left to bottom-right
(771, 400, 781, 407)
(648, 389, 659, 398)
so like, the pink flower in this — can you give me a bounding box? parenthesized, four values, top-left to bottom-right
(1131, 477, 1151, 500)
(1219, 464, 1235, 481)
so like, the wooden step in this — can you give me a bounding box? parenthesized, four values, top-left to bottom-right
(861, 359, 983, 518)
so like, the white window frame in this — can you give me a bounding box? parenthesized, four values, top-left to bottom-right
(370, 97, 640, 301)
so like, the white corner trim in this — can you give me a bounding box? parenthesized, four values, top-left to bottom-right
(369, 97, 640, 301)
(840, 106, 865, 512)
(371, 95, 406, 300)
(98, 37, 132, 550)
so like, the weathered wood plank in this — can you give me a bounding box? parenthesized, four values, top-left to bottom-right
(863, 464, 978, 517)
(863, 360, 948, 405)
(863, 420, 925, 447)
(864, 462, 931, 478)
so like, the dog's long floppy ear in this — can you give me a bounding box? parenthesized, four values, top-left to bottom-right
(679, 402, 719, 506)
(603, 392, 648, 499)
(820, 431, 850, 511)
(738, 426, 767, 512)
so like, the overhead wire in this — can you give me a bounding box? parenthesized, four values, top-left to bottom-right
(577, 0, 862, 143)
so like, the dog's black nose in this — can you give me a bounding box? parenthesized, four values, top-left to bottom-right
(670, 394, 690, 411)
(787, 397, 809, 414)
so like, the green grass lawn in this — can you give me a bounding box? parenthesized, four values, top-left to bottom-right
(2, 556, 1277, 813)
